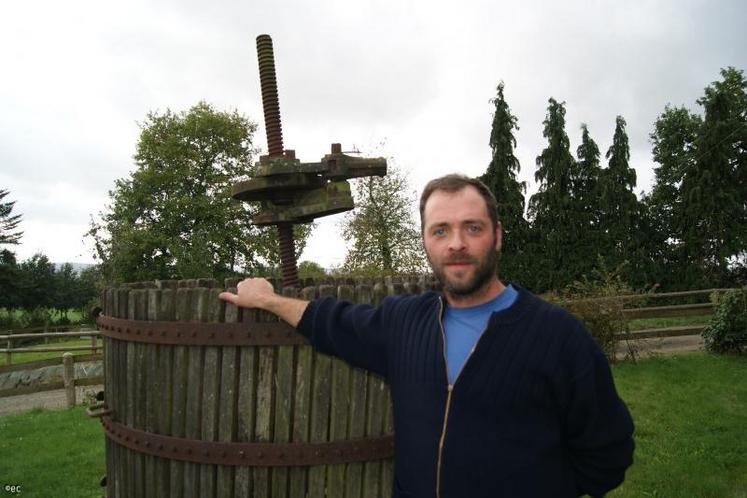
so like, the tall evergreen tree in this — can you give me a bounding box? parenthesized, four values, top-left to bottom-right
(600, 116, 641, 274)
(478, 82, 528, 282)
(528, 98, 577, 291)
(0, 190, 23, 246)
(680, 67, 747, 284)
(573, 124, 604, 266)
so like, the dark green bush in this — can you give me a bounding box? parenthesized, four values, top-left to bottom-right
(703, 287, 747, 354)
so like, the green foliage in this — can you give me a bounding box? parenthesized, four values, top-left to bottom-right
(88, 101, 311, 283)
(648, 67, 747, 289)
(478, 82, 530, 283)
(0, 189, 23, 245)
(527, 98, 578, 291)
(340, 164, 426, 275)
(703, 287, 747, 354)
(553, 259, 638, 362)
(298, 260, 327, 278)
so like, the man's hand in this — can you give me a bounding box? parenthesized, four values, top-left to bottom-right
(219, 277, 309, 328)
(219, 277, 276, 309)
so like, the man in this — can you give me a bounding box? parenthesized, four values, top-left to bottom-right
(220, 174, 634, 498)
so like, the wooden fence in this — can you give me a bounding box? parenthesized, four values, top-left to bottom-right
(0, 352, 104, 399)
(0, 327, 102, 365)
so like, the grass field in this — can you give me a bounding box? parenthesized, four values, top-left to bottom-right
(628, 314, 712, 331)
(0, 352, 745, 497)
(1, 338, 100, 366)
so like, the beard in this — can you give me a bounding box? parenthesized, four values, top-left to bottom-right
(428, 243, 499, 298)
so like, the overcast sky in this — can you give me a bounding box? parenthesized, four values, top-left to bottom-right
(2, 0, 745, 270)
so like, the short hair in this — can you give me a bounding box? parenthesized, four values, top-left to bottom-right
(419, 174, 499, 232)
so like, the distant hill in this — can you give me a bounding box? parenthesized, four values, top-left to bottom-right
(54, 262, 94, 273)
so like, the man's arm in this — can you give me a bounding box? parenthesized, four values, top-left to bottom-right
(218, 278, 309, 327)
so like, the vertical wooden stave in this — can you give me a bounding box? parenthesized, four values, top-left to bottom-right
(253, 306, 275, 498)
(183, 288, 204, 494)
(103, 288, 118, 498)
(344, 284, 371, 498)
(327, 285, 353, 497)
(170, 287, 190, 498)
(271, 287, 296, 496)
(234, 288, 256, 496)
(289, 286, 316, 498)
(156, 288, 175, 498)
(307, 284, 335, 497)
(215, 287, 238, 497)
(197, 287, 220, 498)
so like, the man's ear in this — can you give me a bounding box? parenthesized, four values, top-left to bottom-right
(495, 221, 503, 252)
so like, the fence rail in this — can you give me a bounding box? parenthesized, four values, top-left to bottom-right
(0, 352, 104, 400)
(1, 329, 101, 366)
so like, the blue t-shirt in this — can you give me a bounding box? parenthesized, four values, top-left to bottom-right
(443, 284, 518, 384)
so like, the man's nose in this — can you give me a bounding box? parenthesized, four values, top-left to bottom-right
(448, 231, 466, 252)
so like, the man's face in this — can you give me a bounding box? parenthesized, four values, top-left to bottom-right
(422, 186, 502, 298)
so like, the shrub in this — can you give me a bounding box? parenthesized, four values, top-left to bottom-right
(553, 259, 641, 363)
(702, 287, 747, 354)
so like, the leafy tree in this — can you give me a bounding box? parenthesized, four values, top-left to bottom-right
(478, 82, 529, 283)
(88, 102, 311, 283)
(53, 263, 79, 317)
(599, 116, 643, 278)
(528, 98, 578, 291)
(298, 260, 327, 279)
(680, 67, 747, 284)
(17, 253, 56, 311)
(648, 105, 702, 288)
(0, 189, 22, 245)
(340, 164, 426, 275)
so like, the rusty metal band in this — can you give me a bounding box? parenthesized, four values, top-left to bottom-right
(101, 415, 394, 467)
(96, 315, 309, 346)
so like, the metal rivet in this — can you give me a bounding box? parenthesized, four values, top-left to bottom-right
(176, 333, 181, 338)
(239, 451, 245, 459)
(136, 330, 141, 335)
(209, 333, 215, 339)
(229, 332, 234, 339)
(204, 451, 210, 457)
(148, 331, 153, 336)
(187, 449, 192, 455)
(158, 444, 164, 450)
(191, 332, 197, 338)
(247, 332, 252, 339)
(265, 331, 271, 338)
(161, 331, 166, 337)
(258, 451, 263, 459)
(221, 451, 227, 457)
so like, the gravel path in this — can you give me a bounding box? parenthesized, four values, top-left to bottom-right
(0, 384, 103, 417)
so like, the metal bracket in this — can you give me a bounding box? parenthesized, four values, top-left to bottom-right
(101, 416, 394, 467)
(97, 315, 309, 346)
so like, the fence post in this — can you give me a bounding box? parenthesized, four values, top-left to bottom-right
(91, 333, 97, 354)
(63, 352, 75, 408)
(5, 336, 11, 366)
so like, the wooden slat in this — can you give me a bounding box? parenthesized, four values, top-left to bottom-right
(132, 289, 148, 498)
(125, 290, 138, 497)
(216, 288, 237, 498)
(253, 308, 275, 498)
(169, 288, 190, 498)
(184, 288, 204, 494)
(308, 284, 335, 497)
(234, 294, 256, 496)
(0, 354, 103, 375)
(156, 288, 175, 498)
(199, 288, 220, 498)
(617, 324, 706, 340)
(289, 286, 317, 498)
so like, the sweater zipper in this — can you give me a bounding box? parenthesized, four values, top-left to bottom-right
(435, 296, 491, 498)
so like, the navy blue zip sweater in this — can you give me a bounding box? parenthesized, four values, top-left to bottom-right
(296, 285, 634, 498)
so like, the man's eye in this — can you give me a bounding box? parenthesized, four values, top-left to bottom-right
(467, 225, 481, 233)
(433, 228, 445, 236)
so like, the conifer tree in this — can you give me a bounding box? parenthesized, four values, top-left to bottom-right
(0, 190, 22, 246)
(478, 82, 528, 282)
(528, 98, 577, 291)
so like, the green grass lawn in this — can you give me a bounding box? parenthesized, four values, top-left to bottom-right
(610, 352, 747, 497)
(0, 407, 105, 498)
(0, 353, 744, 497)
(628, 314, 712, 331)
